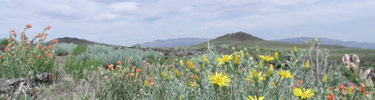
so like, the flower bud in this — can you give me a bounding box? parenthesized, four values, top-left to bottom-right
(342, 54, 351, 65)
(305, 60, 310, 70)
(174, 69, 180, 78)
(258, 61, 263, 68)
(293, 46, 298, 53)
(274, 52, 279, 59)
(195, 75, 200, 83)
(353, 54, 360, 66)
(322, 75, 328, 84)
(26, 24, 32, 28)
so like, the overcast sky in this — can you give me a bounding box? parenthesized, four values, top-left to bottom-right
(1, 0, 374, 46)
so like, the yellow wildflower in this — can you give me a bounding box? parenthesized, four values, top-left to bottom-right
(259, 61, 263, 68)
(247, 70, 265, 83)
(305, 60, 310, 70)
(234, 54, 240, 65)
(241, 51, 245, 58)
(293, 46, 298, 52)
(247, 95, 264, 100)
(293, 87, 315, 99)
(144, 80, 148, 86)
(180, 59, 184, 66)
(274, 52, 279, 59)
(188, 82, 199, 88)
(269, 64, 274, 72)
(208, 72, 232, 87)
(277, 70, 294, 80)
(174, 69, 180, 78)
(323, 75, 328, 84)
(272, 82, 276, 88)
(195, 75, 200, 82)
(162, 72, 169, 79)
(216, 54, 233, 66)
(187, 60, 195, 69)
(258, 55, 274, 62)
(203, 54, 209, 63)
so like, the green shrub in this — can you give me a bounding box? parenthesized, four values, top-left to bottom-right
(0, 25, 57, 79)
(0, 38, 8, 45)
(72, 45, 87, 56)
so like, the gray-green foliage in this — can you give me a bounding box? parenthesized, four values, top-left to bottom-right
(54, 43, 77, 56)
(79, 45, 162, 66)
(66, 45, 162, 79)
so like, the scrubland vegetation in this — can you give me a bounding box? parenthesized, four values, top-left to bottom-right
(0, 25, 374, 100)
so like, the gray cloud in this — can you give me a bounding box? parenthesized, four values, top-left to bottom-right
(0, 0, 374, 46)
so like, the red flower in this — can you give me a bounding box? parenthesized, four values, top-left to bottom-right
(26, 24, 32, 28)
(48, 53, 52, 58)
(132, 66, 136, 69)
(326, 93, 334, 100)
(7, 44, 11, 47)
(339, 84, 345, 92)
(117, 60, 122, 65)
(130, 73, 135, 78)
(46, 25, 51, 30)
(36, 33, 42, 37)
(4, 48, 8, 52)
(108, 64, 114, 71)
(40, 46, 44, 51)
(190, 74, 194, 79)
(136, 68, 142, 73)
(148, 77, 154, 86)
(9, 37, 13, 41)
(52, 39, 58, 43)
(48, 45, 53, 49)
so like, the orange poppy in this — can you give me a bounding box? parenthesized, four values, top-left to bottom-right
(326, 93, 334, 100)
(117, 60, 122, 65)
(26, 24, 32, 28)
(136, 68, 142, 73)
(130, 73, 135, 78)
(339, 84, 345, 92)
(108, 64, 114, 71)
(52, 39, 58, 43)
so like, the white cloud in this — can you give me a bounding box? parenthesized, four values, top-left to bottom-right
(107, 2, 139, 12)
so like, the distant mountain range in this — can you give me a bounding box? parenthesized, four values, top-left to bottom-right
(50, 37, 118, 46)
(276, 37, 375, 50)
(139, 33, 375, 49)
(54, 33, 375, 50)
(141, 38, 207, 48)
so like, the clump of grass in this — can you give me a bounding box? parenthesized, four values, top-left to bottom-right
(72, 45, 87, 56)
(65, 56, 101, 80)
